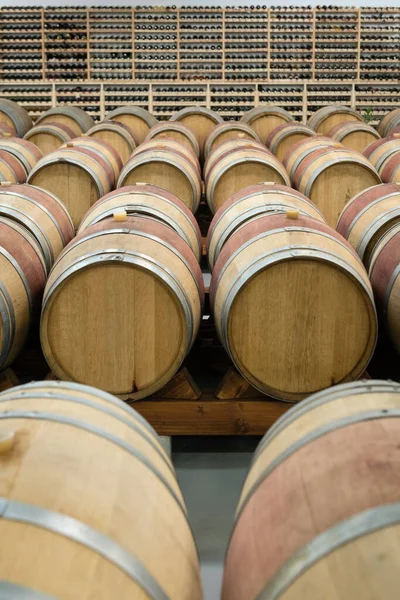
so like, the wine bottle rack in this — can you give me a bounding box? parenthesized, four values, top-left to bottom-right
(0, 6, 399, 127)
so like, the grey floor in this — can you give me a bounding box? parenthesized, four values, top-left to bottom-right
(173, 437, 259, 600)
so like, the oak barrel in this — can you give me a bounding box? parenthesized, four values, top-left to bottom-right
(0, 151, 26, 183)
(27, 148, 113, 230)
(364, 137, 400, 173)
(337, 183, 400, 268)
(210, 212, 377, 401)
(380, 153, 400, 184)
(86, 121, 137, 164)
(292, 146, 381, 227)
(204, 138, 272, 183)
(0, 123, 16, 137)
(240, 106, 293, 144)
(0, 99, 32, 137)
(0, 218, 46, 369)
(105, 106, 158, 144)
(204, 122, 261, 158)
(0, 137, 43, 178)
(132, 138, 200, 177)
(378, 108, 400, 137)
(0, 182, 74, 272)
(205, 143, 290, 214)
(224, 379, 400, 600)
(24, 122, 77, 155)
(207, 182, 325, 269)
(145, 122, 200, 159)
(78, 184, 202, 261)
(170, 106, 223, 159)
(307, 105, 364, 134)
(60, 137, 123, 185)
(40, 216, 204, 399)
(266, 122, 316, 161)
(328, 121, 381, 153)
(282, 136, 340, 181)
(117, 144, 201, 213)
(369, 222, 400, 354)
(0, 379, 202, 600)
(35, 107, 95, 136)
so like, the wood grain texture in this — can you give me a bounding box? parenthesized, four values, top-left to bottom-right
(87, 121, 137, 164)
(24, 122, 77, 155)
(0, 98, 33, 137)
(204, 122, 261, 158)
(267, 121, 316, 161)
(328, 121, 381, 153)
(282, 135, 339, 180)
(240, 106, 293, 144)
(307, 105, 364, 134)
(145, 122, 200, 159)
(35, 106, 95, 134)
(378, 108, 400, 137)
(105, 106, 158, 144)
(170, 107, 223, 160)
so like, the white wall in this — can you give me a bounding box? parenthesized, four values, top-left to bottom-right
(3, 0, 400, 7)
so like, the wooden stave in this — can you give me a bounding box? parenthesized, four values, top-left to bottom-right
(105, 106, 158, 144)
(307, 105, 364, 134)
(364, 139, 400, 172)
(169, 106, 223, 160)
(131, 138, 201, 177)
(210, 212, 377, 402)
(24, 122, 77, 155)
(292, 147, 381, 227)
(207, 182, 325, 269)
(86, 121, 137, 164)
(380, 154, 400, 184)
(282, 136, 339, 181)
(266, 123, 316, 161)
(27, 149, 113, 230)
(0, 150, 27, 183)
(205, 149, 291, 214)
(0, 218, 47, 369)
(0, 155, 20, 184)
(41, 216, 204, 399)
(0, 123, 16, 137)
(204, 122, 261, 158)
(369, 223, 400, 354)
(0, 380, 202, 600)
(222, 382, 399, 600)
(378, 108, 400, 137)
(0, 138, 43, 177)
(145, 122, 200, 159)
(78, 184, 202, 262)
(328, 121, 381, 153)
(336, 183, 400, 268)
(0, 98, 33, 137)
(60, 136, 123, 185)
(0, 183, 74, 272)
(203, 138, 272, 182)
(117, 149, 201, 213)
(240, 106, 293, 143)
(35, 107, 95, 134)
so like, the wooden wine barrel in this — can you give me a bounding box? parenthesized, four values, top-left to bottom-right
(266, 122, 316, 161)
(27, 148, 113, 230)
(24, 122, 77, 155)
(210, 212, 377, 402)
(328, 121, 381, 153)
(35, 107, 95, 136)
(307, 105, 364, 134)
(41, 216, 204, 399)
(381, 154, 400, 184)
(388, 126, 400, 137)
(205, 145, 291, 214)
(0, 218, 46, 370)
(170, 106, 223, 159)
(0, 123, 16, 137)
(0, 99, 33, 137)
(204, 138, 272, 182)
(0, 380, 202, 600)
(0, 137, 42, 178)
(86, 121, 137, 164)
(145, 122, 200, 159)
(132, 138, 201, 177)
(364, 137, 400, 172)
(224, 379, 400, 600)
(282, 135, 339, 181)
(204, 122, 261, 158)
(240, 106, 293, 144)
(292, 147, 381, 227)
(207, 182, 325, 269)
(0, 182, 74, 272)
(78, 184, 202, 261)
(0, 150, 27, 183)
(60, 137, 123, 186)
(117, 146, 201, 213)
(378, 108, 400, 137)
(337, 183, 400, 268)
(105, 106, 158, 144)
(369, 223, 400, 354)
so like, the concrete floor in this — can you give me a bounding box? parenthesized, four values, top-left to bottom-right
(173, 437, 260, 600)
